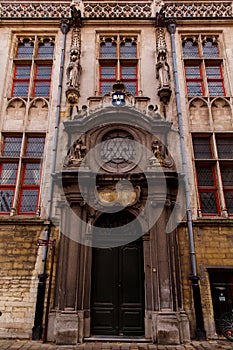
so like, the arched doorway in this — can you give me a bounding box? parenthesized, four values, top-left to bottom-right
(91, 212, 145, 336)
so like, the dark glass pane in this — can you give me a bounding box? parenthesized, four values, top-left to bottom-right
(124, 82, 136, 95)
(187, 82, 203, 96)
(217, 138, 233, 159)
(203, 40, 219, 58)
(0, 189, 14, 212)
(101, 66, 116, 79)
(36, 65, 52, 79)
(121, 66, 137, 79)
(100, 41, 116, 58)
(206, 66, 221, 78)
(25, 137, 45, 157)
(13, 82, 29, 97)
(37, 40, 54, 58)
(185, 66, 201, 78)
(182, 40, 199, 58)
(120, 41, 137, 58)
(200, 191, 218, 214)
(100, 82, 113, 95)
(0, 163, 18, 184)
(208, 82, 224, 96)
(3, 137, 22, 157)
(193, 137, 212, 159)
(34, 82, 50, 97)
(16, 40, 34, 58)
(224, 191, 233, 214)
(19, 189, 38, 213)
(221, 166, 233, 186)
(196, 166, 215, 186)
(23, 163, 41, 185)
(15, 65, 31, 79)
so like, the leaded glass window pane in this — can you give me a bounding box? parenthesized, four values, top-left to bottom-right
(206, 66, 221, 78)
(36, 65, 52, 79)
(224, 191, 233, 214)
(37, 40, 54, 58)
(0, 164, 18, 184)
(100, 40, 116, 58)
(121, 66, 137, 79)
(23, 163, 41, 185)
(34, 82, 50, 97)
(25, 137, 45, 157)
(19, 189, 38, 213)
(124, 82, 136, 95)
(200, 191, 218, 213)
(187, 82, 203, 96)
(0, 190, 14, 212)
(203, 40, 219, 58)
(15, 65, 31, 79)
(221, 167, 233, 186)
(13, 83, 29, 97)
(208, 82, 224, 96)
(120, 41, 137, 58)
(16, 40, 34, 58)
(193, 137, 212, 158)
(217, 138, 233, 159)
(185, 66, 201, 78)
(182, 40, 199, 58)
(101, 66, 116, 79)
(100, 82, 113, 95)
(3, 137, 22, 157)
(196, 166, 215, 186)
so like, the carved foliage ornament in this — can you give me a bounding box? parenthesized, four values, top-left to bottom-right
(0, 2, 232, 19)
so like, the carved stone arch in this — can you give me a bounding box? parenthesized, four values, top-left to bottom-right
(6, 97, 26, 120)
(28, 98, 48, 128)
(211, 97, 233, 131)
(189, 97, 210, 131)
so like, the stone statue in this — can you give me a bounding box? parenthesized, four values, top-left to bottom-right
(64, 138, 87, 167)
(156, 52, 170, 88)
(66, 54, 81, 88)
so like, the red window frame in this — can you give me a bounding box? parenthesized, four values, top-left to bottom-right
(18, 162, 41, 214)
(206, 64, 226, 97)
(196, 163, 221, 215)
(12, 64, 31, 97)
(185, 64, 204, 96)
(99, 63, 117, 95)
(0, 162, 18, 214)
(32, 64, 52, 97)
(120, 63, 138, 95)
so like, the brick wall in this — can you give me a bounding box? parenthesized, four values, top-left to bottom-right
(0, 220, 46, 338)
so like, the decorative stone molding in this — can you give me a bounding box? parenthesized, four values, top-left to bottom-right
(0, 1, 232, 19)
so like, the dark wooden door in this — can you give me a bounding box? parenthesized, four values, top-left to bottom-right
(91, 238, 145, 335)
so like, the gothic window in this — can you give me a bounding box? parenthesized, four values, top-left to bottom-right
(11, 37, 54, 99)
(193, 134, 233, 216)
(98, 35, 138, 95)
(0, 134, 45, 214)
(182, 36, 225, 97)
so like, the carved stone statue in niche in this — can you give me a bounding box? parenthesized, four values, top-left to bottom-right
(66, 51, 81, 88)
(156, 52, 170, 89)
(64, 138, 87, 167)
(150, 140, 174, 169)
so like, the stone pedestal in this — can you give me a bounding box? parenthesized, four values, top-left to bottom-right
(152, 311, 190, 345)
(55, 309, 79, 345)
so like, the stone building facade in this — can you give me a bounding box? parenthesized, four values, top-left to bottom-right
(0, 0, 233, 345)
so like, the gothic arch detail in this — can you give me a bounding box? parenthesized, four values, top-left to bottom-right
(189, 97, 210, 131)
(211, 98, 233, 131)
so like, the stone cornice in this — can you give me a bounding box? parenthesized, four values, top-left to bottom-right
(0, 1, 232, 19)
